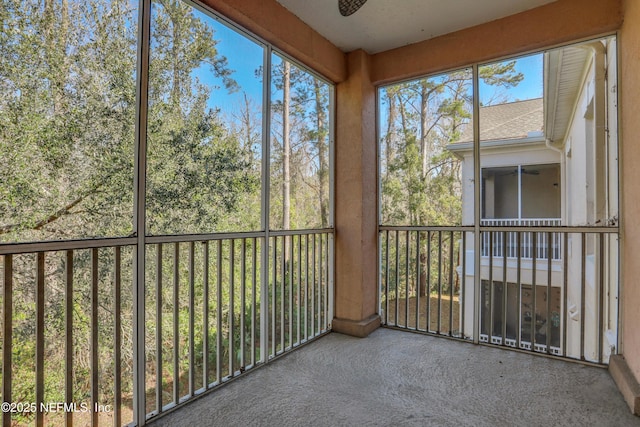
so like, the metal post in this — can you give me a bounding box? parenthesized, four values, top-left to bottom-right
(472, 64, 481, 344)
(133, 0, 151, 422)
(114, 247, 122, 425)
(36, 252, 45, 427)
(155, 244, 163, 412)
(2, 255, 12, 427)
(65, 251, 73, 427)
(260, 46, 272, 364)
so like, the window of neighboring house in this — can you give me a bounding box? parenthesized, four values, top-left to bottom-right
(481, 163, 560, 221)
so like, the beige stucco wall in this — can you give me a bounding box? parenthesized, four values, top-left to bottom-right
(333, 50, 379, 333)
(620, 0, 640, 380)
(371, 0, 623, 86)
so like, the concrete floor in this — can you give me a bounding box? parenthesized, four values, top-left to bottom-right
(150, 328, 639, 427)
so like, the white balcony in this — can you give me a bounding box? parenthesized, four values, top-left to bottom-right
(480, 218, 562, 260)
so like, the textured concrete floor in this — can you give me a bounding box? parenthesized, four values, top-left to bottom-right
(150, 328, 639, 427)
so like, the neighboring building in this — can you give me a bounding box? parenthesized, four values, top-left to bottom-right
(448, 38, 618, 362)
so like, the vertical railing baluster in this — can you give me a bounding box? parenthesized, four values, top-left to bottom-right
(90, 249, 99, 427)
(426, 231, 431, 332)
(598, 233, 605, 364)
(562, 233, 568, 357)
(325, 233, 329, 331)
(251, 238, 257, 366)
(449, 231, 455, 336)
(65, 251, 73, 427)
(155, 244, 162, 411)
(395, 230, 399, 326)
(313, 233, 322, 335)
(488, 231, 493, 341)
(271, 237, 276, 356)
(547, 232, 552, 354)
(312, 234, 317, 336)
(241, 239, 246, 368)
(580, 232, 586, 361)
(509, 230, 514, 258)
(189, 242, 195, 395)
(502, 231, 508, 343)
(305, 235, 309, 339)
(2, 255, 12, 427)
(318, 234, 323, 332)
(437, 231, 442, 334)
(516, 232, 522, 350)
(405, 230, 410, 328)
(36, 252, 45, 427)
(229, 239, 235, 376)
(318, 234, 323, 333)
(173, 243, 180, 402)
(297, 235, 302, 345)
(481, 228, 486, 257)
(532, 232, 537, 350)
(280, 236, 285, 351)
(289, 235, 294, 345)
(114, 247, 122, 426)
(415, 232, 421, 331)
(462, 232, 466, 338)
(203, 241, 209, 388)
(216, 240, 222, 383)
(385, 230, 389, 325)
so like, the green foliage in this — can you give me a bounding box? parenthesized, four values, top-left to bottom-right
(380, 65, 522, 302)
(380, 65, 522, 227)
(1, 0, 331, 423)
(269, 57, 331, 230)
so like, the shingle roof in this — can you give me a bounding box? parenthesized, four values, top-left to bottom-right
(457, 98, 543, 143)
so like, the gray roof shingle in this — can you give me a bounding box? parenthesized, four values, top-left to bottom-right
(457, 98, 543, 143)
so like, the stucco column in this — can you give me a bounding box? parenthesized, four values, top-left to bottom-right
(610, 0, 640, 416)
(332, 49, 380, 337)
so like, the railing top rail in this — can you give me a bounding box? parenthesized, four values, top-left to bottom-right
(269, 228, 334, 237)
(0, 228, 336, 255)
(0, 236, 137, 255)
(378, 224, 618, 233)
(479, 225, 618, 233)
(379, 225, 474, 232)
(145, 230, 266, 244)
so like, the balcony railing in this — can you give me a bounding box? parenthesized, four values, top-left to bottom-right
(0, 229, 333, 426)
(379, 224, 619, 366)
(378, 227, 469, 338)
(481, 218, 562, 260)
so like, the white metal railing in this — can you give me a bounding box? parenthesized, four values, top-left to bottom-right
(0, 229, 333, 426)
(480, 218, 562, 260)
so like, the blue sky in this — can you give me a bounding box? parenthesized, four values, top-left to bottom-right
(479, 53, 543, 105)
(188, 9, 264, 114)
(187, 5, 543, 120)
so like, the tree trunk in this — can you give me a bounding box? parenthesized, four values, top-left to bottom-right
(44, 0, 69, 115)
(386, 90, 398, 167)
(313, 80, 329, 227)
(419, 249, 428, 297)
(282, 61, 291, 231)
(420, 81, 429, 178)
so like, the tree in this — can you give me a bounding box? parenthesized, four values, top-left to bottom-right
(270, 57, 330, 230)
(380, 65, 523, 296)
(0, 0, 261, 421)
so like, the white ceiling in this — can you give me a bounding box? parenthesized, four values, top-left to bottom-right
(275, 0, 557, 54)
